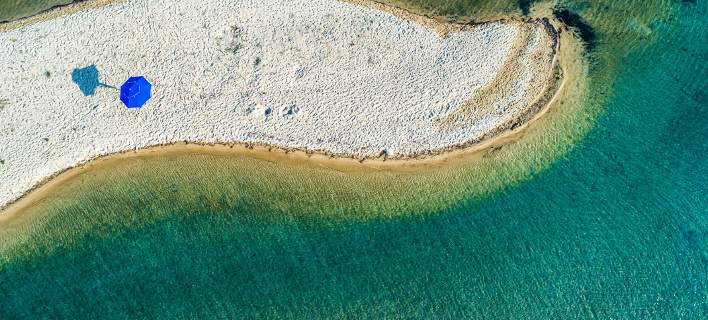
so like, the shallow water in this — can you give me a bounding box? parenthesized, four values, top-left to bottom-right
(1, 0, 707, 318)
(0, 0, 72, 22)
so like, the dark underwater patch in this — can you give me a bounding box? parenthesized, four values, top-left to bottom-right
(553, 7, 596, 51)
(518, 0, 535, 16)
(679, 229, 703, 250)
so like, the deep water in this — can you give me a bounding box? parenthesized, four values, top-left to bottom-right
(1, 0, 707, 318)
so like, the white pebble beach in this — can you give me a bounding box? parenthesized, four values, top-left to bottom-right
(0, 0, 560, 210)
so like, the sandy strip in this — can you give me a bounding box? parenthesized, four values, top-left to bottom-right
(0, 0, 560, 211)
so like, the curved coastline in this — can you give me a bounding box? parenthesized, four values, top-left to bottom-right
(0, 33, 577, 221)
(5, 0, 705, 316)
(0, 0, 581, 217)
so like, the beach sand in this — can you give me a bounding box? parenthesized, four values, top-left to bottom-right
(0, 0, 563, 212)
(0, 29, 582, 221)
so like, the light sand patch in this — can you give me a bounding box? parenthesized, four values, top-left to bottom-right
(0, 0, 558, 210)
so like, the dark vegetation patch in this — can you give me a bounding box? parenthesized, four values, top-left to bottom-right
(553, 7, 596, 51)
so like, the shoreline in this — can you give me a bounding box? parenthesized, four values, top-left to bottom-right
(0, 30, 574, 221)
(0, 0, 123, 32)
(0, 0, 579, 218)
(0, 0, 515, 33)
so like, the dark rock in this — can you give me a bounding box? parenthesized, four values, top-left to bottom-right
(553, 7, 596, 51)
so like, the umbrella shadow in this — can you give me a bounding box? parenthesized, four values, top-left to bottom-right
(71, 65, 117, 96)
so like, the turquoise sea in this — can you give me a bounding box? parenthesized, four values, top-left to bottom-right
(0, 0, 706, 318)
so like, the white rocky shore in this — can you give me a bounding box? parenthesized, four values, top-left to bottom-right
(0, 0, 559, 209)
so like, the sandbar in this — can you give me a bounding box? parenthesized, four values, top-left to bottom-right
(0, 0, 562, 211)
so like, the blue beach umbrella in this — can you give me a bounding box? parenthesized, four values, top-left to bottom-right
(120, 76, 152, 108)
